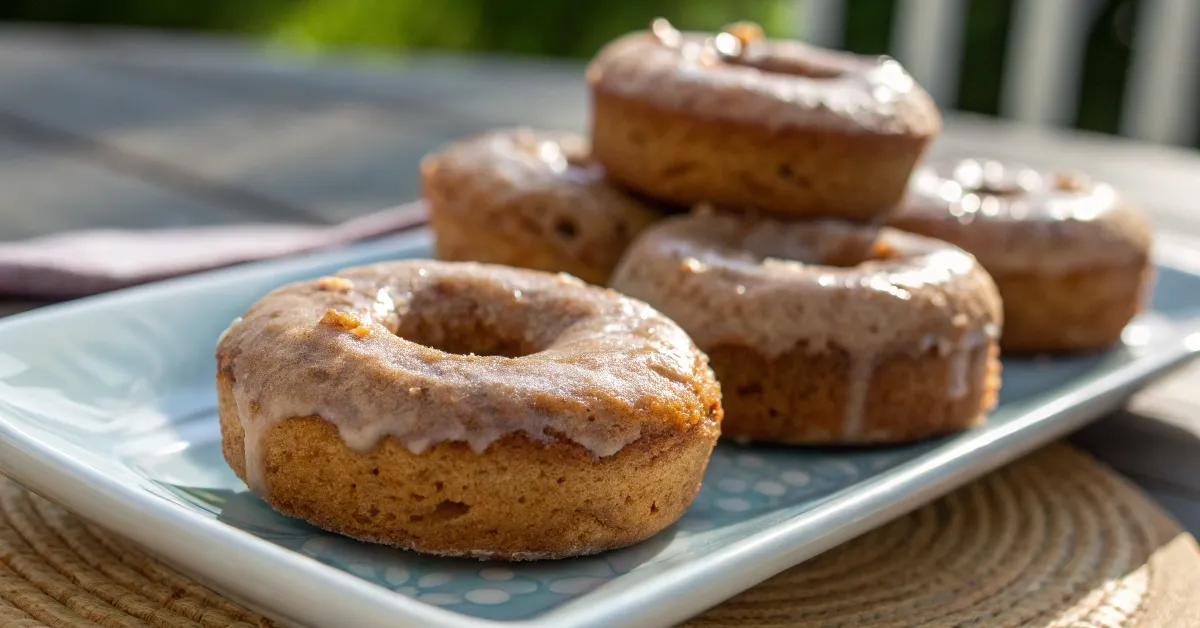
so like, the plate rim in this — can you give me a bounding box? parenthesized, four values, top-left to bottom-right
(0, 230, 1198, 628)
(0, 229, 500, 628)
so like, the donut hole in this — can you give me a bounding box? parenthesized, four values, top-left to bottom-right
(747, 227, 902, 269)
(398, 316, 538, 357)
(393, 281, 581, 358)
(729, 46, 845, 79)
(819, 238, 902, 267)
(973, 182, 1024, 196)
(953, 159, 1036, 196)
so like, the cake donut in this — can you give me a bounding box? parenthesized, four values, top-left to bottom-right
(610, 213, 1002, 445)
(587, 19, 941, 221)
(421, 128, 662, 285)
(216, 260, 722, 560)
(888, 159, 1154, 352)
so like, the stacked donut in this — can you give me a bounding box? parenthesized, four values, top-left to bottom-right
(593, 19, 1003, 445)
(424, 18, 1154, 447)
(218, 18, 1154, 562)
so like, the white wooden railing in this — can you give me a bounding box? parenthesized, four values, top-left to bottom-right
(795, 0, 1200, 146)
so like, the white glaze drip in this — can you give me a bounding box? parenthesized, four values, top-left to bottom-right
(841, 355, 875, 439)
(972, 339, 998, 413)
(945, 327, 994, 400)
(231, 382, 268, 495)
(945, 349, 970, 400)
(219, 261, 720, 496)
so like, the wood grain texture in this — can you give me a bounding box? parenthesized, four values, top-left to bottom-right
(0, 30, 581, 223)
(0, 133, 247, 241)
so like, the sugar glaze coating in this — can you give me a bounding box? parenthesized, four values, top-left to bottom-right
(587, 18, 940, 135)
(216, 260, 721, 495)
(892, 159, 1153, 274)
(610, 214, 1001, 436)
(421, 128, 661, 283)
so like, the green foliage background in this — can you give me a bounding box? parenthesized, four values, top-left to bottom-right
(0, 0, 792, 55)
(0, 0, 1176, 144)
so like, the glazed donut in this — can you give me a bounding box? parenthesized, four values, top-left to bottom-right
(421, 128, 662, 285)
(610, 213, 1001, 445)
(888, 159, 1154, 352)
(586, 19, 941, 221)
(216, 260, 722, 560)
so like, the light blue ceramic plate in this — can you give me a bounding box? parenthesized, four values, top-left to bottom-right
(1, 227, 1199, 628)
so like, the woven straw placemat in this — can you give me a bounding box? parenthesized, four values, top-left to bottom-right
(1, 444, 1197, 627)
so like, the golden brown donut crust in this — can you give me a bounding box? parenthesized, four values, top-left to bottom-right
(218, 375, 714, 560)
(989, 265, 1153, 353)
(587, 25, 940, 220)
(590, 90, 932, 222)
(216, 260, 722, 559)
(422, 128, 661, 285)
(711, 343, 1000, 444)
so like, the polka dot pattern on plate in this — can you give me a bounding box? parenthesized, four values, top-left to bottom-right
(465, 589, 511, 605)
(715, 497, 752, 512)
(781, 470, 811, 486)
(479, 568, 514, 581)
(736, 454, 765, 468)
(754, 480, 787, 497)
(384, 567, 410, 586)
(717, 478, 748, 492)
(418, 572, 454, 588)
(347, 563, 375, 578)
(241, 442, 892, 621)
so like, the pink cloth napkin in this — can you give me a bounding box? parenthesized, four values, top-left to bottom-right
(0, 202, 428, 299)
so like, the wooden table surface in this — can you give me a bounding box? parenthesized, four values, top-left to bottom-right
(1, 26, 1199, 538)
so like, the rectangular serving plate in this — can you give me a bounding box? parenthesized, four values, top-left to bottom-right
(1, 227, 1199, 628)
